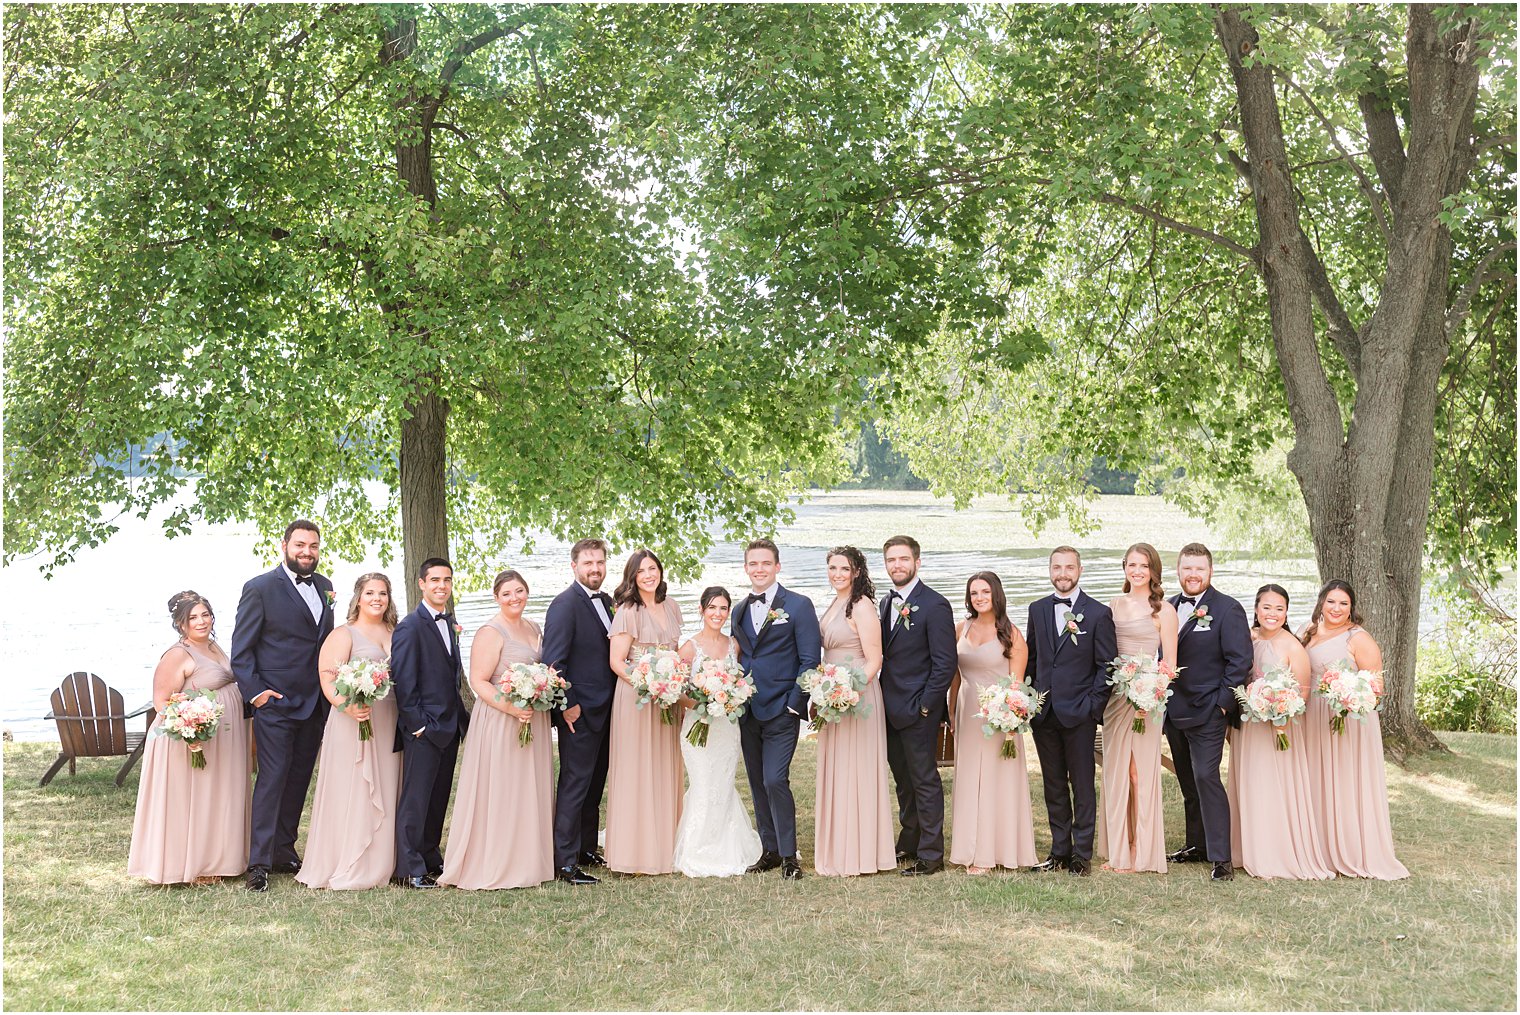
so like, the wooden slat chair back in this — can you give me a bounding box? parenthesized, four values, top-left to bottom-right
(40, 672, 155, 787)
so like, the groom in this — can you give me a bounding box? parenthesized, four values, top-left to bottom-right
(733, 538, 820, 881)
(878, 535, 957, 876)
(390, 557, 469, 888)
(1164, 542, 1251, 882)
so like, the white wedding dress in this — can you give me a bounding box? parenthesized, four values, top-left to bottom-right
(673, 647, 763, 877)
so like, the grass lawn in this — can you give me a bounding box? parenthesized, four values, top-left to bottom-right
(3, 733, 1514, 1011)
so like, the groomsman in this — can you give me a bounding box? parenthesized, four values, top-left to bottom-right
(1164, 542, 1251, 881)
(878, 535, 957, 875)
(391, 557, 469, 888)
(232, 520, 334, 892)
(733, 538, 821, 880)
(1024, 546, 1116, 876)
(541, 538, 617, 886)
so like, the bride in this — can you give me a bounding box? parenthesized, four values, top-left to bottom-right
(673, 587, 763, 877)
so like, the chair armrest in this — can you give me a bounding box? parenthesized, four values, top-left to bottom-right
(124, 702, 154, 719)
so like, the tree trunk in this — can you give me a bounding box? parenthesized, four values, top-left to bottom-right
(399, 390, 450, 613)
(1215, 5, 1484, 758)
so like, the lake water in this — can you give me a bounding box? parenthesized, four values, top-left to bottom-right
(1, 489, 1330, 741)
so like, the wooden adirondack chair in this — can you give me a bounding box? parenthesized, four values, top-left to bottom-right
(40, 672, 156, 787)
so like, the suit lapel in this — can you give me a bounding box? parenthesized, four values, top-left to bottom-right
(1174, 592, 1199, 639)
(273, 566, 318, 629)
(754, 586, 783, 646)
(1052, 593, 1073, 657)
(885, 584, 918, 646)
(577, 588, 611, 632)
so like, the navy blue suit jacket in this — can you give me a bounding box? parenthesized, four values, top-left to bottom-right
(390, 604, 468, 750)
(1024, 590, 1116, 728)
(733, 585, 820, 722)
(231, 566, 335, 721)
(878, 582, 957, 729)
(540, 584, 618, 733)
(1167, 586, 1252, 729)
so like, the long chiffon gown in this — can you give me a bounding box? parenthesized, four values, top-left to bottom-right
(948, 635, 1038, 870)
(439, 617, 555, 889)
(128, 641, 251, 883)
(1225, 635, 1334, 880)
(672, 644, 763, 877)
(605, 598, 685, 874)
(298, 626, 401, 890)
(812, 602, 896, 877)
(1096, 614, 1167, 873)
(1304, 627, 1409, 880)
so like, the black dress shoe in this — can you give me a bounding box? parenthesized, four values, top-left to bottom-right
(746, 850, 782, 873)
(1211, 862, 1235, 882)
(900, 859, 944, 876)
(895, 850, 917, 865)
(1030, 854, 1071, 872)
(426, 865, 444, 879)
(1167, 845, 1203, 864)
(271, 859, 302, 875)
(557, 865, 600, 885)
(245, 867, 269, 892)
(399, 875, 439, 889)
(578, 850, 608, 868)
(781, 857, 803, 881)
(1067, 857, 1091, 877)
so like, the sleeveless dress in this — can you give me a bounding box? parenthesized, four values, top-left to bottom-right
(128, 641, 251, 883)
(298, 626, 401, 890)
(605, 598, 685, 874)
(672, 643, 763, 877)
(1225, 635, 1333, 880)
(948, 634, 1038, 870)
(1305, 627, 1408, 880)
(813, 602, 895, 877)
(1096, 614, 1167, 873)
(439, 617, 555, 889)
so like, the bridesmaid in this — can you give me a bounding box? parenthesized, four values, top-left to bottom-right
(605, 549, 685, 875)
(1227, 584, 1333, 879)
(1097, 543, 1175, 874)
(1300, 580, 1409, 880)
(948, 571, 1037, 873)
(813, 546, 896, 877)
(439, 569, 555, 889)
(298, 573, 400, 890)
(128, 592, 251, 885)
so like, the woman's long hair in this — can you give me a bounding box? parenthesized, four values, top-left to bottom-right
(1301, 579, 1361, 645)
(346, 572, 399, 627)
(613, 548, 667, 609)
(168, 590, 215, 639)
(1251, 583, 1291, 630)
(965, 571, 1016, 660)
(1121, 542, 1165, 617)
(826, 545, 875, 619)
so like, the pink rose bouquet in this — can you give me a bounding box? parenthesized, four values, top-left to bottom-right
(976, 677, 1047, 759)
(156, 689, 225, 769)
(1316, 659, 1383, 735)
(1233, 661, 1307, 750)
(333, 656, 392, 742)
(797, 662, 868, 731)
(497, 662, 570, 746)
(628, 649, 689, 725)
(1108, 654, 1178, 733)
(684, 654, 756, 747)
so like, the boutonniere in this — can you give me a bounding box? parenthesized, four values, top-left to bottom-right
(324, 590, 336, 607)
(1190, 605, 1212, 631)
(766, 608, 789, 625)
(453, 622, 463, 636)
(1060, 612, 1085, 644)
(897, 602, 920, 629)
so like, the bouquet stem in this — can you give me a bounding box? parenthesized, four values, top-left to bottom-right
(1330, 715, 1346, 736)
(685, 720, 710, 748)
(1275, 730, 1290, 751)
(358, 718, 373, 742)
(660, 706, 676, 726)
(1000, 736, 1018, 759)
(1132, 715, 1146, 735)
(189, 749, 207, 770)
(517, 719, 533, 748)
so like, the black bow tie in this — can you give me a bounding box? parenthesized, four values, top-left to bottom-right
(432, 611, 455, 625)
(745, 593, 767, 607)
(1180, 597, 1198, 609)
(293, 573, 315, 585)
(890, 590, 905, 600)
(1053, 596, 1072, 607)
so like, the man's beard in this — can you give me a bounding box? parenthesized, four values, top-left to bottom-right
(286, 551, 318, 577)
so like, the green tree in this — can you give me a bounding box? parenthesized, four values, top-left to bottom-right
(2, 3, 949, 601)
(877, 3, 1515, 755)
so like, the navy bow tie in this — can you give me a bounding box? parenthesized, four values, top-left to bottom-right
(293, 573, 315, 585)
(1053, 596, 1072, 607)
(432, 612, 454, 625)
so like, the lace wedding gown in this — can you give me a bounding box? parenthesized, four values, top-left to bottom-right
(673, 646, 763, 877)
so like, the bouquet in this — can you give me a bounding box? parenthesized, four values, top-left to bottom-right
(497, 662, 570, 746)
(1232, 661, 1307, 750)
(627, 648, 689, 725)
(332, 656, 392, 742)
(684, 654, 756, 747)
(1316, 659, 1383, 735)
(797, 661, 869, 731)
(156, 689, 224, 769)
(1107, 654, 1179, 733)
(976, 677, 1048, 759)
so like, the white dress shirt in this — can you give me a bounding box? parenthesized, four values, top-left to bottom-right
(429, 609, 453, 654)
(888, 578, 921, 628)
(1053, 586, 1082, 632)
(579, 582, 612, 631)
(748, 582, 778, 632)
(283, 563, 323, 625)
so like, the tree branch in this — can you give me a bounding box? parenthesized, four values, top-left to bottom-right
(1446, 241, 1517, 338)
(1280, 69, 1392, 243)
(1081, 187, 1260, 266)
(1358, 87, 1406, 206)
